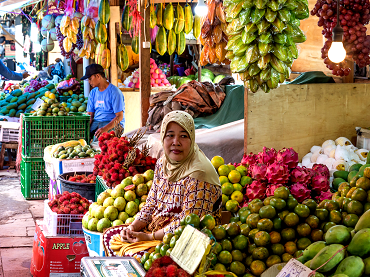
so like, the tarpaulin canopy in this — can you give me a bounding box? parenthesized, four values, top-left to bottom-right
(0, 0, 41, 16)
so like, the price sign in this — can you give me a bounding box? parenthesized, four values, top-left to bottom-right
(31, 98, 44, 111)
(276, 259, 313, 277)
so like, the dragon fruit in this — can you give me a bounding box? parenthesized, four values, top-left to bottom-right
(266, 184, 283, 197)
(306, 168, 318, 179)
(290, 183, 311, 202)
(276, 148, 299, 169)
(311, 175, 330, 193)
(250, 163, 267, 181)
(266, 162, 290, 185)
(312, 164, 330, 179)
(246, 180, 267, 200)
(316, 190, 333, 202)
(257, 147, 277, 165)
(242, 153, 257, 168)
(290, 167, 311, 184)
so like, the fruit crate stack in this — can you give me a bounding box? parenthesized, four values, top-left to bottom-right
(21, 112, 90, 200)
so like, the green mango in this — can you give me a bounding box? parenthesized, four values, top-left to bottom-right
(334, 256, 364, 277)
(348, 228, 370, 257)
(324, 225, 351, 245)
(310, 244, 346, 272)
(302, 241, 327, 261)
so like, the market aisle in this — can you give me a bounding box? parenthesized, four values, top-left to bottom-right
(0, 170, 43, 277)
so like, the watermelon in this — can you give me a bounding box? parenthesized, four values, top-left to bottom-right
(187, 74, 197, 80)
(176, 77, 192, 88)
(196, 69, 215, 81)
(213, 75, 226, 83)
(200, 75, 213, 82)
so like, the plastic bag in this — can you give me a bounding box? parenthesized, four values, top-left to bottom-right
(86, 0, 99, 19)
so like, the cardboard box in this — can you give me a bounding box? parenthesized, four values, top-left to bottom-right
(31, 220, 90, 277)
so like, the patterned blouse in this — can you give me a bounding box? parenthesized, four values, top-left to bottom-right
(136, 157, 222, 234)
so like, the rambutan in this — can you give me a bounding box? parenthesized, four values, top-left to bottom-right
(151, 268, 165, 277)
(78, 206, 85, 213)
(51, 207, 59, 213)
(129, 166, 136, 173)
(101, 157, 109, 164)
(117, 144, 124, 151)
(55, 194, 62, 199)
(118, 173, 124, 180)
(63, 207, 71, 214)
(58, 196, 66, 203)
(166, 265, 178, 277)
(177, 269, 190, 277)
(70, 197, 80, 204)
(118, 156, 124, 162)
(109, 168, 117, 175)
(101, 145, 108, 152)
(110, 153, 118, 161)
(114, 163, 122, 170)
(70, 209, 79, 214)
(62, 200, 69, 206)
(70, 204, 77, 210)
(104, 164, 111, 171)
(94, 160, 100, 166)
(111, 173, 119, 181)
(82, 202, 89, 209)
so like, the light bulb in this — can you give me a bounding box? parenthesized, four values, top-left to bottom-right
(30, 22, 39, 43)
(195, 0, 208, 16)
(328, 41, 346, 63)
(33, 42, 41, 53)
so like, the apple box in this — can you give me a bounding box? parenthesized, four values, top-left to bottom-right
(31, 220, 90, 277)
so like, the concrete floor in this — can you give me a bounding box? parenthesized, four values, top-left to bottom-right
(0, 169, 44, 277)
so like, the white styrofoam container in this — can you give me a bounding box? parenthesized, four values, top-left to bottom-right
(82, 226, 106, 257)
(44, 158, 95, 180)
(43, 200, 84, 237)
(356, 127, 370, 150)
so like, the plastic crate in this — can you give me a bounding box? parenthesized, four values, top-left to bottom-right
(21, 156, 49, 199)
(22, 113, 90, 158)
(95, 176, 109, 201)
(43, 200, 84, 236)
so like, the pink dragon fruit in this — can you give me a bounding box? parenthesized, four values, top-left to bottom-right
(306, 168, 318, 179)
(241, 153, 257, 168)
(316, 190, 333, 202)
(266, 184, 283, 197)
(311, 175, 330, 193)
(276, 148, 299, 169)
(290, 183, 311, 202)
(246, 180, 267, 200)
(250, 163, 267, 181)
(257, 147, 277, 165)
(266, 162, 290, 185)
(290, 166, 311, 184)
(312, 164, 330, 179)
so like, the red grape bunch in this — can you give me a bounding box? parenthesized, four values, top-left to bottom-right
(311, 0, 370, 76)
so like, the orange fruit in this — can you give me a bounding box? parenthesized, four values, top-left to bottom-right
(269, 231, 281, 244)
(185, 213, 200, 227)
(228, 170, 241, 183)
(284, 241, 297, 255)
(250, 260, 267, 276)
(219, 176, 229, 185)
(266, 255, 282, 268)
(200, 214, 216, 230)
(231, 191, 243, 203)
(211, 156, 224, 169)
(240, 176, 252, 187)
(218, 165, 231, 176)
(222, 194, 229, 206)
(218, 250, 232, 264)
(233, 183, 243, 192)
(222, 183, 234, 195)
(226, 200, 239, 213)
(236, 165, 247, 176)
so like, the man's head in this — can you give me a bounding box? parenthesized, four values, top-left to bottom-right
(0, 36, 5, 45)
(81, 64, 106, 88)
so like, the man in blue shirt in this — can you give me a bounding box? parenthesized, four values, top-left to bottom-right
(0, 58, 29, 80)
(82, 64, 125, 141)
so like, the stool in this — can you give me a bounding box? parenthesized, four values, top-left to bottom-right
(0, 142, 18, 169)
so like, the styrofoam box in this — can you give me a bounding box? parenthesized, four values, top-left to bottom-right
(43, 200, 84, 237)
(0, 121, 20, 142)
(357, 128, 370, 150)
(44, 157, 95, 180)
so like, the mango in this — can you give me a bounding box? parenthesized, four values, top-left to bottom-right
(310, 244, 346, 272)
(348, 228, 370, 257)
(364, 257, 370, 275)
(302, 241, 326, 261)
(355, 210, 370, 231)
(334, 256, 364, 277)
(324, 225, 351, 245)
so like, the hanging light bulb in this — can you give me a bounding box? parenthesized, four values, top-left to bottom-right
(328, 0, 346, 63)
(195, 0, 208, 16)
(33, 42, 41, 53)
(30, 22, 39, 43)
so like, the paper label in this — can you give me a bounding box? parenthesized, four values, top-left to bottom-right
(276, 259, 313, 277)
(31, 98, 44, 111)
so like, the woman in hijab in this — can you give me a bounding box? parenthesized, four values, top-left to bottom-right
(120, 110, 221, 242)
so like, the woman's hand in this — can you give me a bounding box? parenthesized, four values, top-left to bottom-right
(129, 231, 153, 242)
(120, 225, 135, 241)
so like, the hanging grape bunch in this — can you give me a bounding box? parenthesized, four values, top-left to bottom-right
(224, 0, 309, 93)
(55, 24, 76, 58)
(311, 0, 370, 76)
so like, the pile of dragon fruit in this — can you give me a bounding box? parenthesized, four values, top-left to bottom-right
(241, 147, 332, 203)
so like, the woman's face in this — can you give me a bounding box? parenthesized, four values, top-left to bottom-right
(163, 122, 192, 162)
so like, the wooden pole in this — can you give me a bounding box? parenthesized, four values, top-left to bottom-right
(140, 0, 151, 126)
(109, 0, 120, 86)
(342, 59, 354, 83)
(198, 44, 201, 81)
(244, 86, 248, 154)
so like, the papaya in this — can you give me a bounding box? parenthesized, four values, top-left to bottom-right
(310, 244, 346, 272)
(15, 110, 24, 118)
(131, 36, 139, 55)
(324, 225, 350, 245)
(334, 256, 364, 277)
(350, 163, 363, 172)
(302, 241, 326, 261)
(184, 4, 193, 34)
(11, 89, 22, 97)
(163, 3, 174, 30)
(8, 109, 16, 117)
(157, 3, 163, 27)
(5, 95, 12, 102)
(177, 31, 186, 55)
(98, 0, 110, 24)
(167, 29, 176, 55)
(27, 98, 36, 105)
(17, 96, 27, 105)
(122, 5, 132, 32)
(18, 103, 27, 110)
(117, 44, 129, 71)
(150, 5, 157, 29)
(347, 228, 370, 256)
(95, 43, 107, 65)
(6, 103, 17, 110)
(332, 178, 346, 190)
(156, 27, 167, 55)
(95, 20, 108, 44)
(46, 83, 55, 90)
(174, 5, 185, 34)
(101, 48, 111, 69)
(193, 15, 201, 39)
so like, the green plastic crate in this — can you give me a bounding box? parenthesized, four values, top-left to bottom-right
(95, 176, 109, 201)
(21, 156, 49, 200)
(22, 113, 90, 158)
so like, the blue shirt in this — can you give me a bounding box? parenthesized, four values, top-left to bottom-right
(0, 60, 22, 80)
(87, 83, 125, 127)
